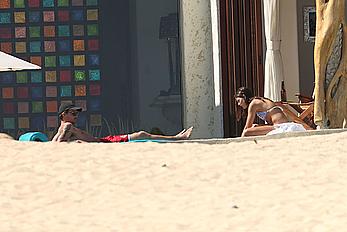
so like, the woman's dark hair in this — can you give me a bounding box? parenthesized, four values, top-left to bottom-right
(235, 87, 254, 104)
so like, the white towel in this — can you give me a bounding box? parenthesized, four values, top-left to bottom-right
(267, 122, 306, 135)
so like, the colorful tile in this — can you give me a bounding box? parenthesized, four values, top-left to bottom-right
(28, 0, 40, 7)
(73, 40, 85, 51)
(87, 9, 98, 21)
(89, 84, 101, 96)
(72, 0, 83, 6)
(58, 25, 70, 37)
(88, 54, 100, 66)
(31, 116, 44, 130)
(44, 41, 56, 52)
(0, 28, 12, 39)
(15, 27, 26, 38)
(0, 73, 15, 83)
(46, 101, 58, 112)
(90, 114, 102, 126)
(89, 99, 101, 111)
(14, 0, 25, 8)
(29, 26, 40, 38)
(17, 86, 29, 98)
(47, 116, 58, 128)
(60, 86, 72, 97)
(57, 0, 69, 7)
(32, 101, 43, 113)
(43, 0, 54, 7)
(74, 55, 85, 66)
(3, 102, 15, 114)
(31, 71, 43, 83)
(58, 10, 69, 21)
(60, 70, 71, 82)
(14, 12, 25, 23)
(15, 42, 26, 53)
(43, 11, 55, 22)
(3, 118, 15, 130)
(18, 102, 29, 113)
(0, 13, 11, 24)
(72, 10, 83, 21)
(74, 70, 86, 81)
(18, 117, 30, 129)
(46, 86, 57, 97)
(16, 72, 28, 83)
(30, 41, 41, 53)
(45, 71, 57, 82)
(44, 26, 55, 37)
(86, 0, 98, 6)
(29, 11, 41, 22)
(1, 42, 12, 53)
(0, 0, 10, 9)
(2, 87, 14, 98)
(75, 85, 86, 96)
(30, 56, 42, 66)
(31, 87, 43, 98)
(45, 56, 56, 67)
(57, 40, 70, 51)
(87, 24, 98, 36)
(88, 39, 99, 51)
(73, 25, 84, 36)
(89, 70, 100, 81)
(75, 100, 87, 111)
(59, 56, 71, 67)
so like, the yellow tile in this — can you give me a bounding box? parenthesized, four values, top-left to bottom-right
(87, 9, 98, 21)
(15, 42, 26, 53)
(74, 55, 85, 66)
(14, 12, 26, 23)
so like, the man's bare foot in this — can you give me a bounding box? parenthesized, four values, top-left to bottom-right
(175, 126, 193, 139)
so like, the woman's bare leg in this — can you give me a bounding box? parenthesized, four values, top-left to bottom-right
(129, 127, 193, 140)
(242, 125, 275, 137)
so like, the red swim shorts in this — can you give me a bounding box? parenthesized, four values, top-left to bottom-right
(99, 134, 129, 143)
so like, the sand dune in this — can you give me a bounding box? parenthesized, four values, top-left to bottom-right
(1, 131, 347, 231)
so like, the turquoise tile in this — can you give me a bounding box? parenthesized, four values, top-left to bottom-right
(60, 86, 72, 97)
(86, 0, 98, 6)
(43, 0, 54, 7)
(59, 56, 71, 67)
(89, 70, 100, 81)
(3, 118, 15, 129)
(58, 25, 70, 37)
(30, 41, 41, 52)
(0, 13, 11, 24)
(31, 71, 43, 83)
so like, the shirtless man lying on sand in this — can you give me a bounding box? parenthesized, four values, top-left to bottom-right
(52, 103, 193, 143)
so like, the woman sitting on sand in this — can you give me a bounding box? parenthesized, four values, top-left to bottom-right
(235, 87, 306, 137)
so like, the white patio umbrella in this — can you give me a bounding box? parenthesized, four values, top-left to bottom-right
(0, 51, 41, 72)
(263, 0, 284, 101)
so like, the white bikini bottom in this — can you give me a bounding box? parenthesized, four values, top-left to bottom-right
(267, 122, 306, 135)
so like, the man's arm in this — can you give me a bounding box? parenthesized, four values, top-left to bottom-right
(68, 126, 99, 142)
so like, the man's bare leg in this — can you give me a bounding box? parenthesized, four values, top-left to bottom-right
(129, 127, 193, 140)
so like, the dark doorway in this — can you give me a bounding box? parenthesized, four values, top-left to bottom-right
(219, 0, 264, 137)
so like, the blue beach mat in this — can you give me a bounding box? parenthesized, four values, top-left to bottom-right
(19, 132, 49, 142)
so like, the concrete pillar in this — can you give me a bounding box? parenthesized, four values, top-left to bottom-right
(179, 0, 224, 139)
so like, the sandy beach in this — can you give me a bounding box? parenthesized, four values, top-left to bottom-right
(1, 131, 347, 231)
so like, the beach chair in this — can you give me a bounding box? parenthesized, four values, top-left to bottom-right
(275, 101, 315, 130)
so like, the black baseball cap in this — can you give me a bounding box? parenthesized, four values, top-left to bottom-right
(58, 103, 82, 115)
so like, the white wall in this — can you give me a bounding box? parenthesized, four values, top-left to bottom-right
(280, 0, 300, 101)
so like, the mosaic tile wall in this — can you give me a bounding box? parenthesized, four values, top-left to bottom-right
(0, 0, 102, 137)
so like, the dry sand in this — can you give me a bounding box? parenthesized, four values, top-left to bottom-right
(1, 131, 347, 231)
